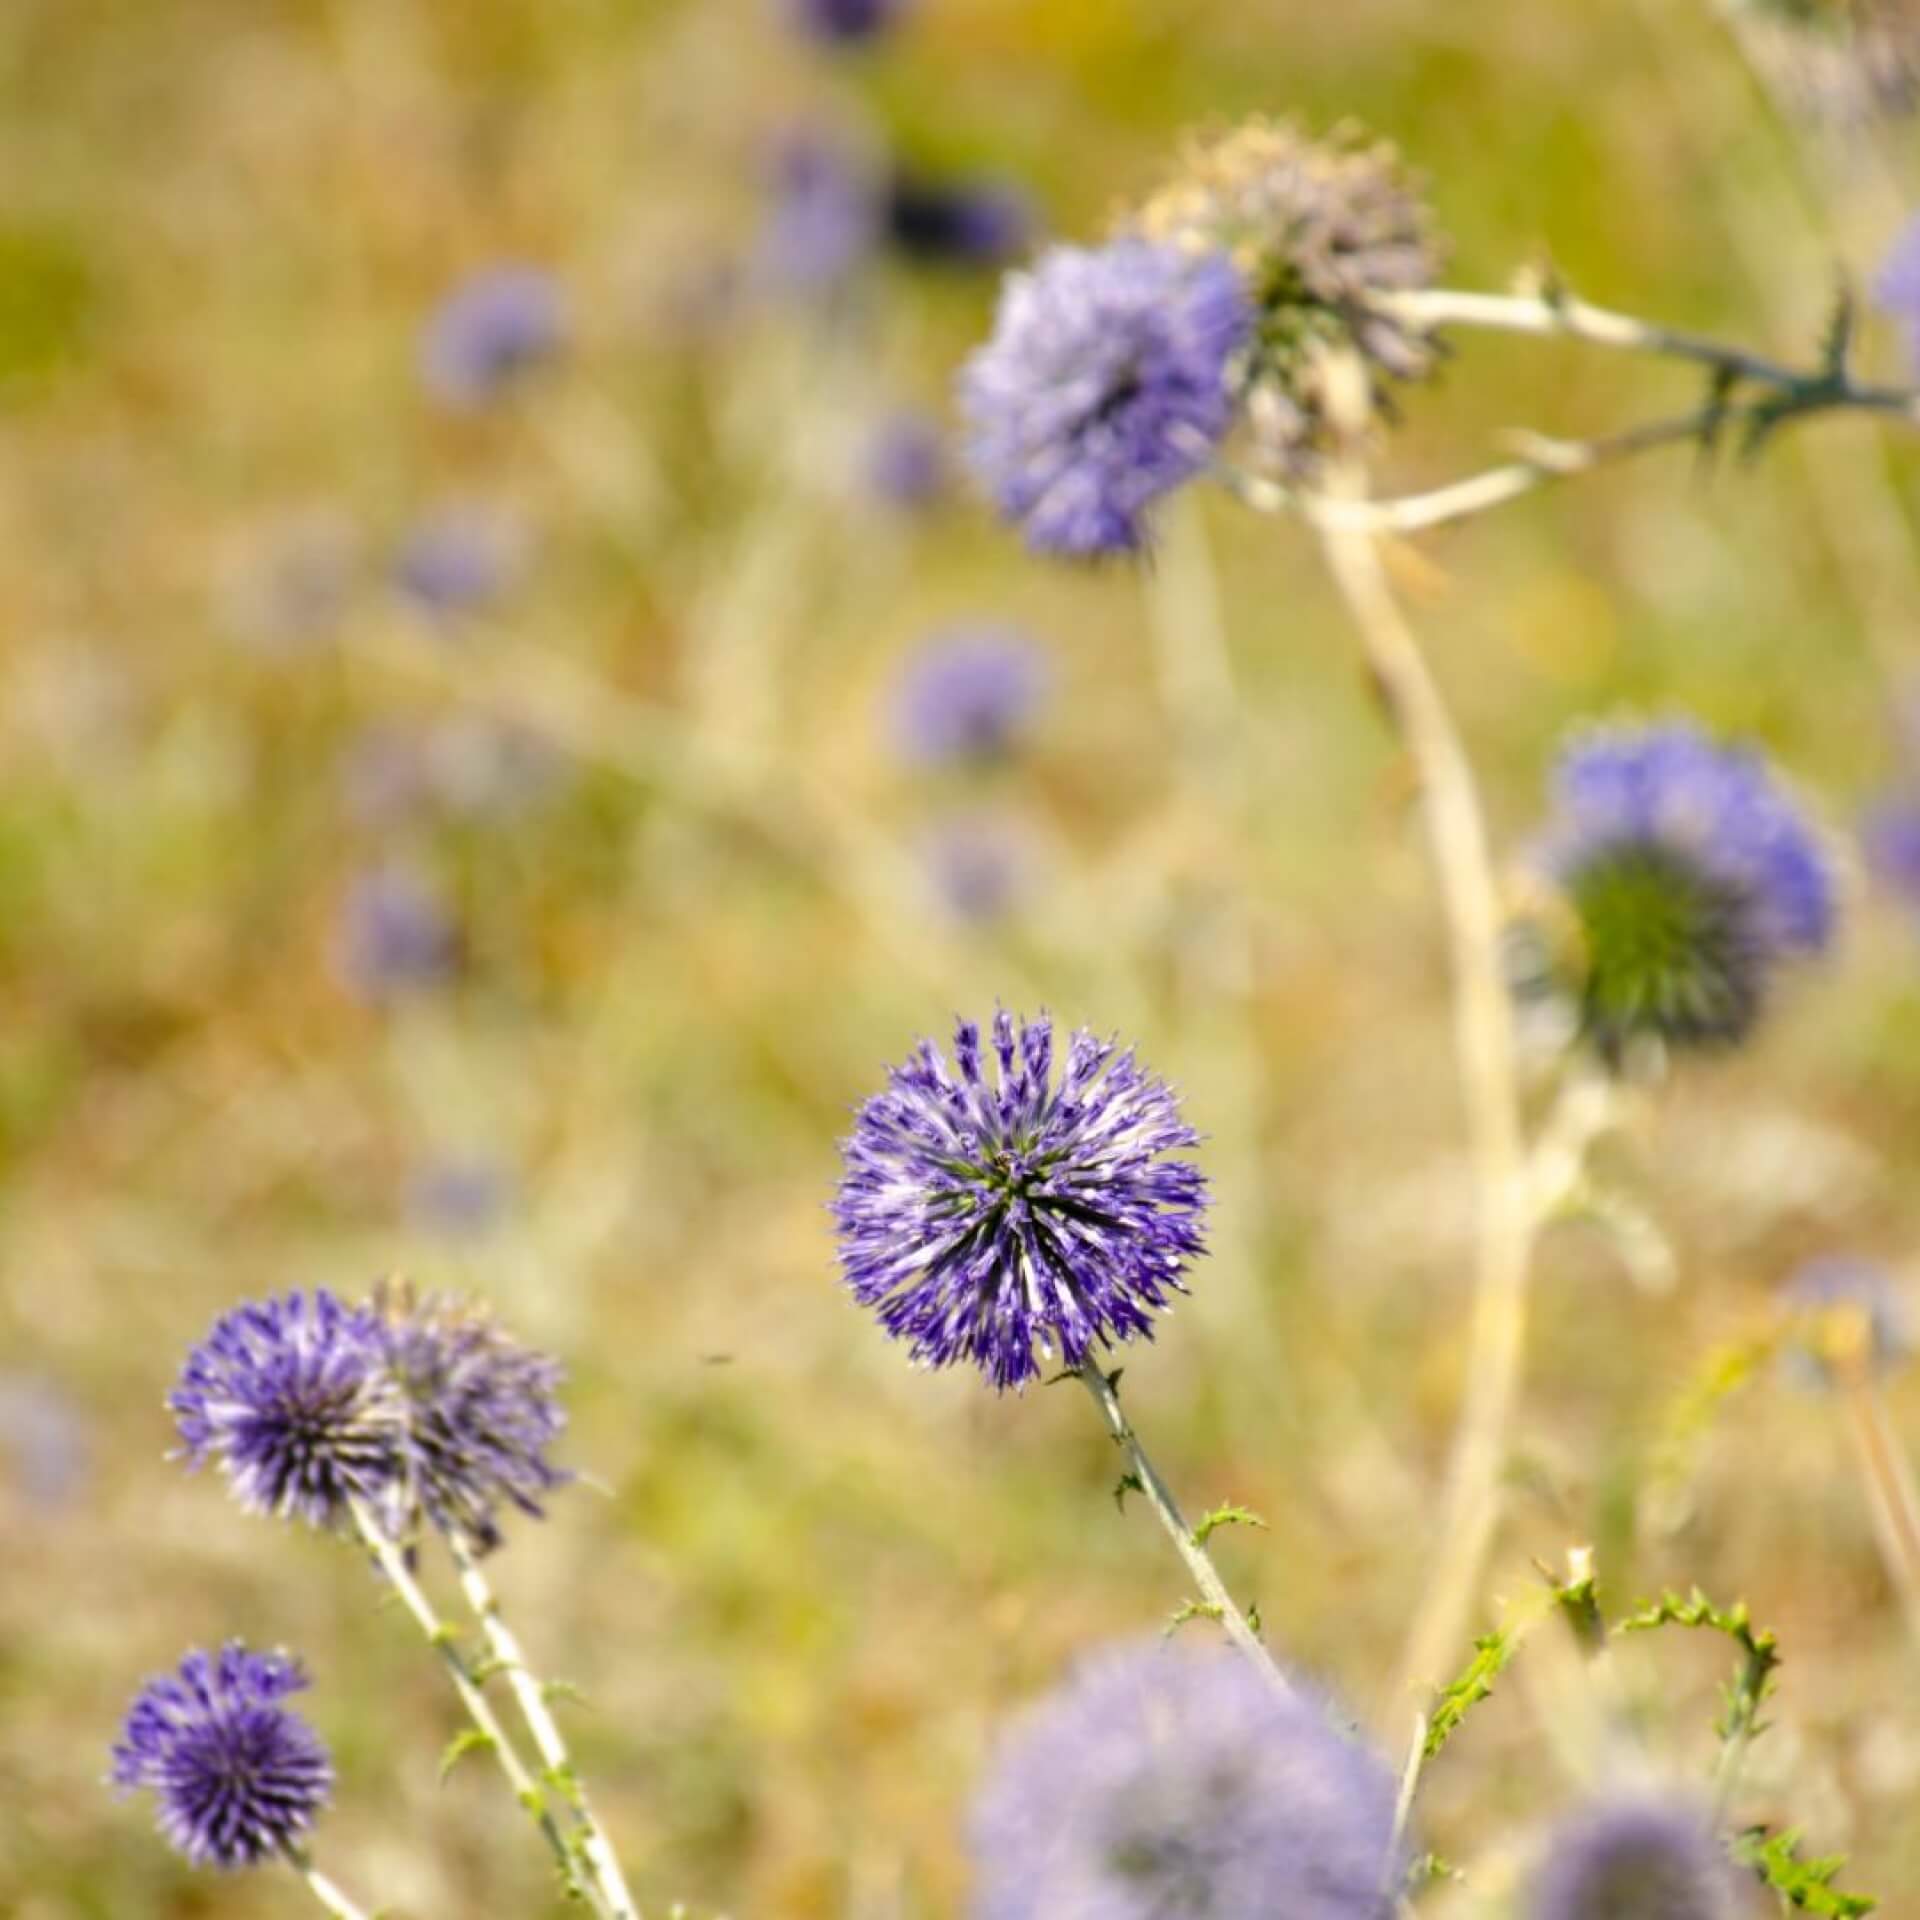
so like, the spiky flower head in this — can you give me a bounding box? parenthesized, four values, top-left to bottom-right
(112, 1643, 333, 1869)
(1131, 118, 1442, 472)
(1780, 1254, 1911, 1388)
(959, 239, 1251, 557)
(1528, 1799, 1738, 1920)
(170, 1291, 405, 1530)
(970, 1637, 1402, 1919)
(373, 1282, 570, 1553)
(1536, 721, 1835, 1061)
(834, 1010, 1206, 1389)
(889, 625, 1049, 765)
(420, 265, 566, 408)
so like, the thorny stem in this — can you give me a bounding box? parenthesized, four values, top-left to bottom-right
(284, 1847, 374, 1920)
(448, 1535, 641, 1920)
(1307, 438, 1535, 1707)
(1076, 1362, 1295, 1701)
(349, 1503, 611, 1918)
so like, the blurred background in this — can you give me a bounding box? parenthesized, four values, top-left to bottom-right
(6, 0, 1920, 1912)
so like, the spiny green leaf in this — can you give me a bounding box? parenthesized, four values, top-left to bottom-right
(439, 1727, 495, 1782)
(1406, 1851, 1464, 1888)
(542, 1677, 588, 1707)
(1163, 1598, 1225, 1638)
(1732, 1827, 1877, 1915)
(1616, 1587, 1780, 1744)
(1191, 1503, 1269, 1547)
(1113, 1468, 1145, 1512)
(1423, 1628, 1518, 1758)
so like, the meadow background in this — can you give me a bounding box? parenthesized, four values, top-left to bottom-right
(6, 0, 1920, 1912)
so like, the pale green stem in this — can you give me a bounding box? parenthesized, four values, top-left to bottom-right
(1077, 1362, 1294, 1700)
(284, 1847, 374, 1920)
(349, 1503, 608, 1917)
(448, 1535, 641, 1920)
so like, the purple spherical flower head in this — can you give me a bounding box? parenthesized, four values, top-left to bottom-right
(1528, 1798, 1738, 1920)
(890, 625, 1049, 764)
(886, 174, 1033, 268)
(394, 505, 523, 619)
(420, 265, 566, 407)
(336, 863, 461, 1002)
(756, 130, 881, 293)
(1781, 1254, 1911, 1388)
(970, 1637, 1402, 1920)
(113, 1643, 332, 1869)
(835, 1011, 1207, 1390)
(1874, 213, 1920, 373)
(170, 1292, 406, 1529)
(1538, 721, 1834, 1057)
(374, 1283, 569, 1554)
(959, 239, 1250, 557)
(867, 409, 948, 509)
(782, 0, 907, 43)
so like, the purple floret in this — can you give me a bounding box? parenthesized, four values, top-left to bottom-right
(170, 1291, 406, 1529)
(889, 625, 1048, 764)
(113, 1643, 333, 1869)
(1527, 1798, 1738, 1920)
(970, 1636, 1402, 1919)
(336, 862, 461, 1002)
(834, 1010, 1207, 1389)
(420, 265, 566, 407)
(959, 239, 1250, 557)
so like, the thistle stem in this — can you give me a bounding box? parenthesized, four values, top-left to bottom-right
(349, 1504, 609, 1917)
(1077, 1362, 1293, 1699)
(284, 1848, 374, 1920)
(1840, 1376, 1920, 1645)
(448, 1535, 641, 1920)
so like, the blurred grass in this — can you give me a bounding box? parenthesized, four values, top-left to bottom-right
(5, 0, 1920, 1913)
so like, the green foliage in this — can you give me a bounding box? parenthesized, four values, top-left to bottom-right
(1423, 1628, 1520, 1758)
(439, 1727, 496, 1782)
(1732, 1828, 1878, 1916)
(1190, 1502, 1268, 1547)
(1616, 1587, 1780, 1746)
(1164, 1598, 1226, 1637)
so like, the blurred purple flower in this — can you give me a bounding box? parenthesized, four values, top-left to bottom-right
(336, 863, 461, 1001)
(407, 1155, 515, 1239)
(1874, 214, 1920, 372)
(1528, 1798, 1738, 1920)
(921, 811, 1030, 923)
(1781, 1254, 1911, 1387)
(1862, 795, 1920, 908)
(970, 1637, 1401, 1919)
(373, 1283, 568, 1554)
(394, 505, 524, 619)
(0, 1373, 89, 1508)
(834, 1010, 1207, 1389)
(420, 265, 566, 407)
(885, 174, 1033, 268)
(170, 1291, 405, 1531)
(112, 1644, 333, 1870)
(959, 239, 1251, 557)
(890, 625, 1048, 765)
(756, 130, 881, 293)
(781, 0, 908, 42)
(1538, 721, 1834, 1057)
(866, 410, 948, 509)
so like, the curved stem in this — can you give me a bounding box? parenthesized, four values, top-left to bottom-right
(448, 1535, 640, 1920)
(1307, 457, 1535, 1705)
(284, 1847, 374, 1920)
(1077, 1362, 1294, 1699)
(349, 1503, 607, 1916)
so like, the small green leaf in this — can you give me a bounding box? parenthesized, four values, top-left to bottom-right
(543, 1677, 588, 1707)
(1163, 1598, 1225, 1638)
(1191, 1503, 1269, 1547)
(1616, 1587, 1780, 1746)
(1423, 1628, 1518, 1758)
(1112, 1468, 1145, 1512)
(439, 1727, 495, 1782)
(1732, 1827, 1877, 1916)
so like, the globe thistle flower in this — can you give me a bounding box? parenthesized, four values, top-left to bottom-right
(1131, 118, 1442, 472)
(755, 129, 881, 293)
(1781, 1254, 1912, 1388)
(406, 1155, 515, 1240)
(959, 239, 1251, 557)
(112, 1644, 333, 1869)
(394, 504, 524, 619)
(420, 265, 566, 408)
(169, 1292, 406, 1530)
(1536, 722, 1835, 1061)
(782, 0, 908, 44)
(889, 625, 1049, 765)
(970, 1637, 1402, 1919)
(867, 409, 948, 509)
(885, 174, 1033, 269)
(336, 862, 462, 1002)
(834, 1011, 1207, 1389)
(1527, 1799, 1739, 1920)
(374, 1282, 569, 1554)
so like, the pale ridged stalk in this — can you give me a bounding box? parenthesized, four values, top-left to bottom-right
(285, 1847, 374, 1920)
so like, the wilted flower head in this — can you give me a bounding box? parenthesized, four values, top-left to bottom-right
(890, 625, 1049, 764)
(970, 1637, 1401, 1919)
(373, 1283, 568, 1554)
(959, 239, 1251, 557)
(112, 1644, 333, 1869)
(756, 129, 881, 292)
(1537, 721, 1834, 1060)
(420, 265, 566, 407)
(170, 1291, 404, 1530)
(867, 409, 948, 508)
(336, 863, 461, 1002)
(1528, 1798, 1739, 1920)
(1132, 118, 1441, 470)
(1781, 1254, 1911, 1387)
(886, 174, 1033, 268)
(782, 0, 908, 44)
(835, 1010, 1207, 1389)
(394, 505, 524, 618)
